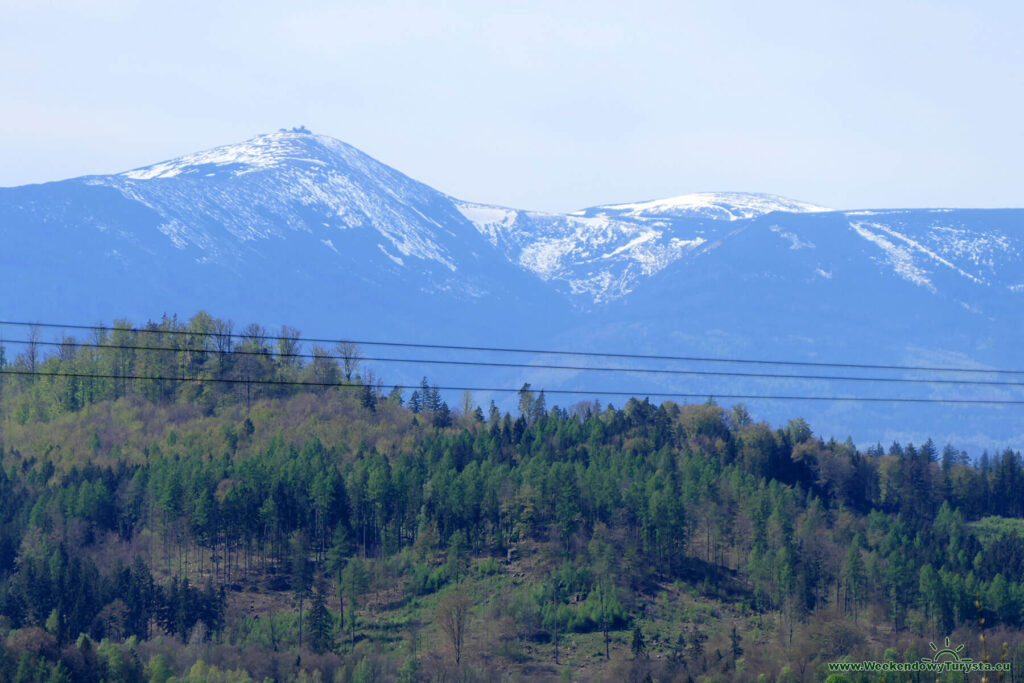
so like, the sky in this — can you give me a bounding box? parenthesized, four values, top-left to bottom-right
(1, 0, 1022, 212)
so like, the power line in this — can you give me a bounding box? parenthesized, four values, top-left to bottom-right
(0, 318, 1019, 376)
(1, 368, 1022, 405)
(6, 338, 1024, 389)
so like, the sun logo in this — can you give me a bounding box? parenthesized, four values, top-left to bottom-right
(923, 637, 972, 663)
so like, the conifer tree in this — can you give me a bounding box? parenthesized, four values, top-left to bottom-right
(290, 531, 313, 648)
(361, 384, 376, 412)
(307, 587, 335, 655)
(730, 625, 743, 668)
(432, 401, 452, 428)
(631, 626, 646, 659)
(341, 557, 369, 650)
(842, 540, 866, 621)
(530, 390, 547, 423)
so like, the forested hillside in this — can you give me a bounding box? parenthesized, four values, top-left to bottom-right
(1, 313, 1023, 681)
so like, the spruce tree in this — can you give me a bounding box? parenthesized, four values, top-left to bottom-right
(361, 384, 376, 412)
(530, 390, 547, 423)
(290, 531, 313, 648)
(631, 626, 646, 659)
(432, 401, 452, 428)
(730, 626, 743, 668)
(308, 587, 335, 654)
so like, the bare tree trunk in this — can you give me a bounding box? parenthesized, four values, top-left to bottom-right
(27, 324, 40, 373)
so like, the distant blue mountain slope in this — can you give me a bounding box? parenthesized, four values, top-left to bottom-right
(1, 130, 1021, 451)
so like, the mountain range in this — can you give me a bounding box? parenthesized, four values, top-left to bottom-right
(1, 128, 1022, 452)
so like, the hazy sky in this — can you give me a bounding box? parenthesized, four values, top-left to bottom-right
(2, 1, 1021, 211)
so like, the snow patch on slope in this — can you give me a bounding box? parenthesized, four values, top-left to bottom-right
(455, 203, 518, 245)
(497, 210, 709, 300)
(602, 232, 658, 258)
(378, 243, 404, 266)
(122, 132, 327, 180)
(456, 194, 823, 302)
(869, 223, 984, 285)
(925, 225, 1017, 270)
(850, 221, 935, 290)
(596, 192, 830, 221)
(770, 225, 815, 250)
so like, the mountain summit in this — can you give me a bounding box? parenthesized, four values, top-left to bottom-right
(591, 191, 830, 220)
(99, 129, 483, 278)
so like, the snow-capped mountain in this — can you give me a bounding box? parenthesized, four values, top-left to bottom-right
(1, 129, 1022, 451)
(0, 129, 570, 343)
(457, 192, 830, 303)
(590, 191, 830, 221)
(94, 129, 516, 295)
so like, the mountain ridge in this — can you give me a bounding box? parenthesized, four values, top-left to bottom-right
(1, 129, 1022, 451)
